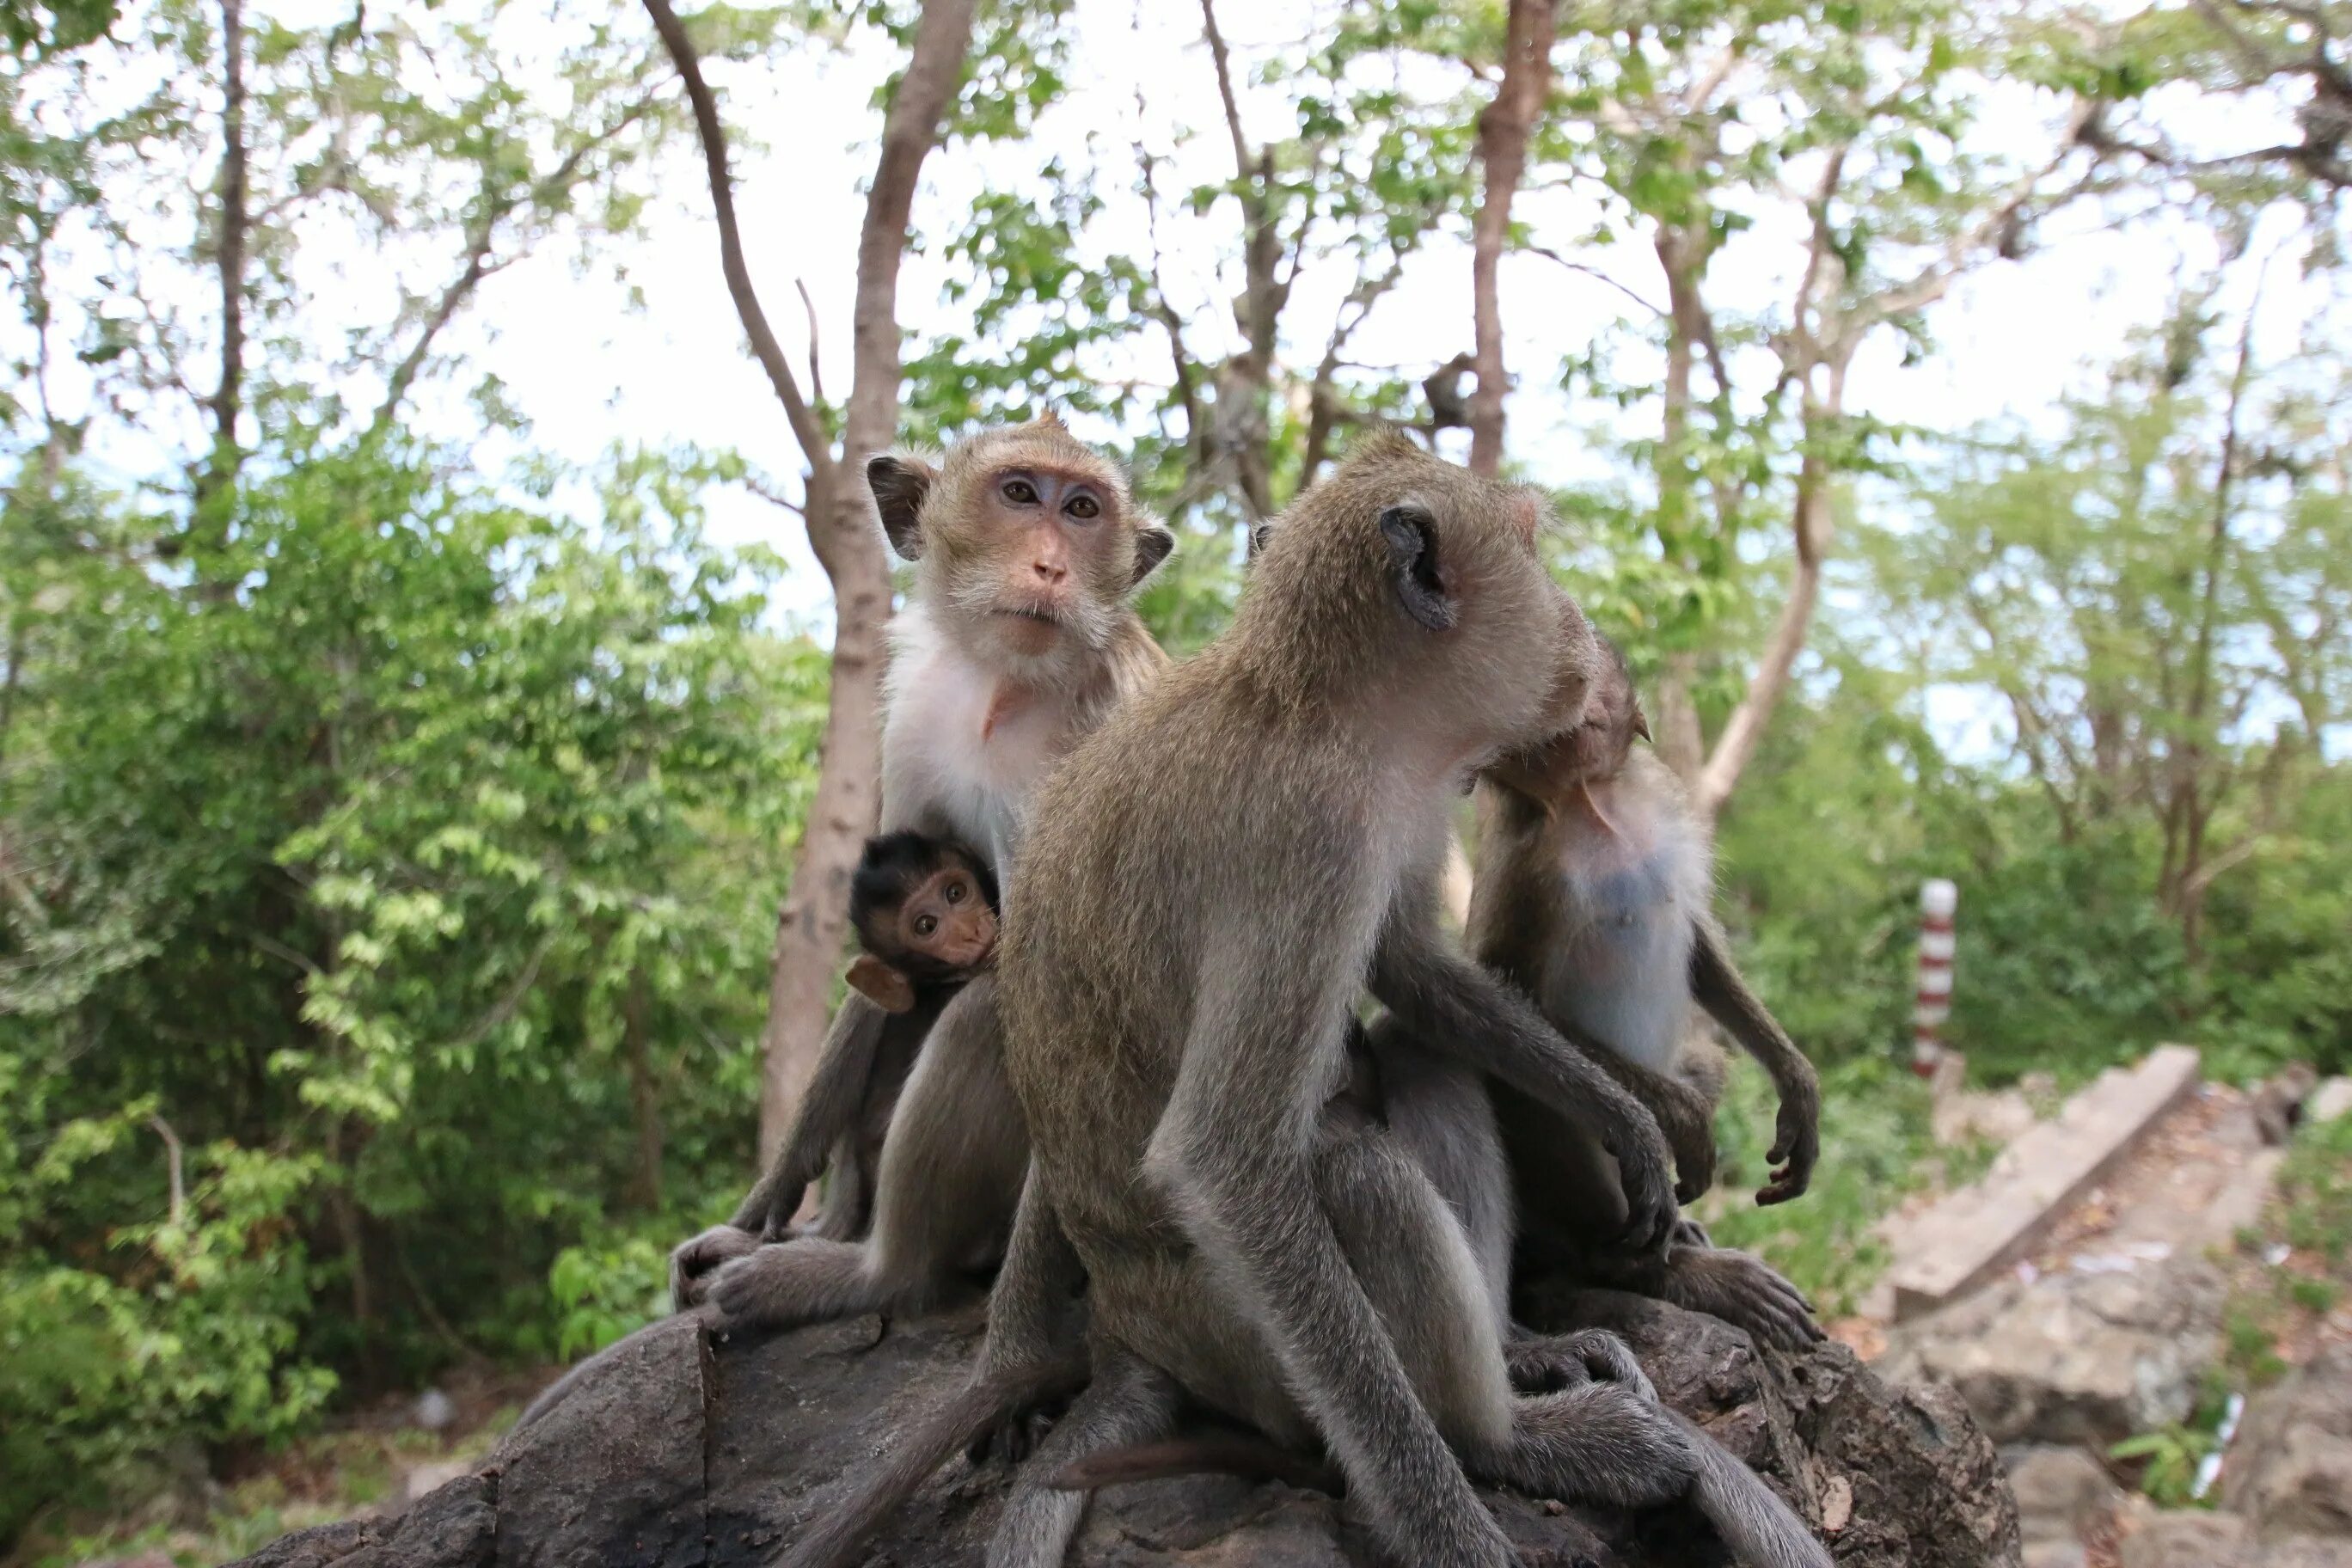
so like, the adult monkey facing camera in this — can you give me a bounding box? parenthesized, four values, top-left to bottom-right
(997, 433, 1694, 1568)
(669, 413, 1172, 1317)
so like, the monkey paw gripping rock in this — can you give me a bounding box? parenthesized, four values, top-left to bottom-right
(228, 1284, 2020, 1568)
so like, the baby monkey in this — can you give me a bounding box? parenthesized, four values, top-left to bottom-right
(1476, 640, 1821, 1211)
(846, 830, 1001, 1014)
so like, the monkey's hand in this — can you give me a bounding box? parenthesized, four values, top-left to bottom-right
(1758, 1081, 1821, 1206)
(669, 1223, 760, 1309)
(1654, 1083, 1719, 1207)
(1602, 1110, 1680, 1259)
(1673, 1248, 1822, 1354)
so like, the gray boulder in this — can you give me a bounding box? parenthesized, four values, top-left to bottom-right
(1879, 1260, 2225, 1448)
(228, 1284, 2021, 1568)
(2222, 1344, 2352, 1540)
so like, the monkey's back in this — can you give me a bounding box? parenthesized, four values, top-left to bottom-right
(998, 646, 1371, 1273)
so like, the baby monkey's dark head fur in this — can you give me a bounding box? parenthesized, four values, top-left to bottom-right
(846, 831, 1001, 1015)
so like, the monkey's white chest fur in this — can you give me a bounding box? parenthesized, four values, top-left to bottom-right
(882, 604, 1075, 870)
(1541, 792, 1712, 1074)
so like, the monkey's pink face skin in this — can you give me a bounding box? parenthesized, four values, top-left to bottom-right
(975, 463, 1126, 658)
(897, 868, 998, 971)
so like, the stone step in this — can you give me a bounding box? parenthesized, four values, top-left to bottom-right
(1888, 1044, 2202, 1322)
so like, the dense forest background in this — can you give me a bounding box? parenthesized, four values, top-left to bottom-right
(2, 0, 2347, 1555)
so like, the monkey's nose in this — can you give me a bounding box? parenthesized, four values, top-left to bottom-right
(1031, 559, 1068, 585)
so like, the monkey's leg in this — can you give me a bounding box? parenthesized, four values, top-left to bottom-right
(711, 978, 1026, 1332)
(1313, 1124, 1696, 1522)
(671, 993, 899, 1303)
(1363, 1014, 1513, 1329)
(803, 1131, 869, 1244)
(989, 1351, 1179, 1568)
(968, 1167, 1090, 1467)
(1692, 918, 1820, 1205)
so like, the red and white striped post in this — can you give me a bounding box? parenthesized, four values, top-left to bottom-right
(1913, 879, 1957, 1078)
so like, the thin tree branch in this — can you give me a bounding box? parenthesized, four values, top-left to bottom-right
(741, 473, 805, 517)
(199, 0, 249, 507)
(1199, 0, 1251, 181)
(640, 0, 837, 489)
(795, 279, 826, 413)
(150, 1115, 186, 1227)
(1526, 246, 1664, 316)
(1467, 0, 1559, 475)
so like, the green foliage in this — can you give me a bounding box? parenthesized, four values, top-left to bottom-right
(2278, 1108, 2352, 1266)
(2110, 1424, 2216, 1509)
(0, 438, 825, 1542)
(548, 1227, 672, 1361)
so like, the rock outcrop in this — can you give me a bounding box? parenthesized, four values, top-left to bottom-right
(230, 1284, 2021, 1568)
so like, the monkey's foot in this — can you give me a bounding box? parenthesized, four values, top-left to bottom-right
(1674, 1247, 1822, 1353)
(668, 1223, 759, 1308)
(1506, 1327, 1657, 1403)
(965, 1399, 1063, 1468)
(1498, 1379, 1697, 1511)
(706, 1236, 877, 1333)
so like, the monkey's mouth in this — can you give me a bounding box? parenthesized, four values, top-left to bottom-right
(991, 605, 1063, 627)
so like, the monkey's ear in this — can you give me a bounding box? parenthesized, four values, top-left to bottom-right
(846, 954, 918, 1014)
(1377, 502, 1457, 632)
(1246, 518, 1277, 560)
(1130, 521, 1175, 587)
(867, 454, 937, 561)
(1631, 699, 1652, 742)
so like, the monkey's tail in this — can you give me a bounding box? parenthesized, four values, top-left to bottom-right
(1678, 1412, 1833, 1568)
(778, 1351, 1090, 1568)
(1049, 1435, 1341, 1496)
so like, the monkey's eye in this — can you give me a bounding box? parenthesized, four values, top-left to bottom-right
(915, 914, 939, 937)
(1001, 478, 1038, 505)
(945, 879, 965, 903)
(1064, 493, 1099, 521)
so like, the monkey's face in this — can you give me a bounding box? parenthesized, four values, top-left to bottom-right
(870, 419, 1173, 685)
(895, 866, 998, 972)
(958, 462, 1127, 660)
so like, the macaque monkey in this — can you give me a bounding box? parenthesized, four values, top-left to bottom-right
(779, 438, 1827, 1568)
(664, 413, 1172, 1326)
(989, 432, 1743, 1568)
(1473, 640, 1822, 1351)
(844, 831, 1001, 1014)
(1477, 640, 1821, 1205)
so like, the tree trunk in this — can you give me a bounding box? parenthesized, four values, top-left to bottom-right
(1466, 0, 1557, 477)
(624, 971, 662, 1213)
(1693, 360, 1844, 822)
(199, 0, 248, 512)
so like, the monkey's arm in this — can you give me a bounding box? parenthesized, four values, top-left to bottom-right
(669, 995, 894, 1303)
(1689, 918, 1820, 1205)
(1581, 1047, 1719, 1206)
(1371, 914, 1678, 1255)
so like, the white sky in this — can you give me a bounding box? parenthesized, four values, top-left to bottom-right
(80, 0, 2338, 753)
